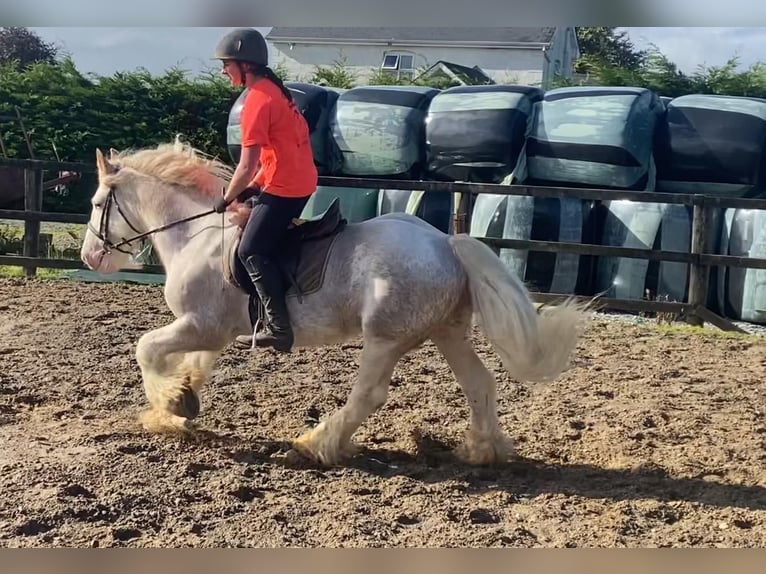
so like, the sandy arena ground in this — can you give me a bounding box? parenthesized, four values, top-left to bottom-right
(0, 278, 764, 547)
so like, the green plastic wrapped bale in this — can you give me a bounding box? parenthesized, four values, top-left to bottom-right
(469, 193, 599, 295)
(655, 94, 766, 197)
(716, 206, 766, 323)
(377, 189, 454, 233)
(526, 86, 664, 191)
(330, 86, 439, 178)
(595, 201, 723, 302)
(301, 186, 379, 224)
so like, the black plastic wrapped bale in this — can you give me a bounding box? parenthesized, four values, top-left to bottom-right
(655, 94, 766, 198)
(226, 83, 342, 174)
(377, 189, 454, 234)
(425, 85, 543, 184)
(329, 86, 440, 178)
(301, 186, 379, 224)
(716, 206, 766, 323)
(526, 86, 665, 191)
(595, 200, 723, 302)
(469, 194, 599, 295)
(285, 82, 343, 175)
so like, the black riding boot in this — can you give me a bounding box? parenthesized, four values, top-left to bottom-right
(236, 254, 294, 353)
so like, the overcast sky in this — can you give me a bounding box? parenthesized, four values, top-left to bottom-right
(28, 27, 766, 79)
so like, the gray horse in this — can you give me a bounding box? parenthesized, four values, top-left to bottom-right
(80, 140, 590, 467)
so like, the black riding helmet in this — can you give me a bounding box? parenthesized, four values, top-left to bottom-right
(212, 28, 269, 66)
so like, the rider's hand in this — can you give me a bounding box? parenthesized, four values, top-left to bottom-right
(213, 196, 231, 213)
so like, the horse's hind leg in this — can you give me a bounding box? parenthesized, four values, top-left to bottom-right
(292, 338, 402, 466)
(134, 316, 223, 434)
(431, 321, 515, 465)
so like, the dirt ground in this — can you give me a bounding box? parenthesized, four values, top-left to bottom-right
(0, 277, 764, 548)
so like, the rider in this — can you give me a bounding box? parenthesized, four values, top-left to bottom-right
(212, 28, 317, 353)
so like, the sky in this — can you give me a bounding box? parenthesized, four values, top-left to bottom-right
(28, 27, 766, 79)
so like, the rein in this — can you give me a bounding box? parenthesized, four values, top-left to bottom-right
(88, 187, 216, 256)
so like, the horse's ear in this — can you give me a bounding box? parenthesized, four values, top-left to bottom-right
(95, 148, 117, 176)
(109, 148, 119, 160)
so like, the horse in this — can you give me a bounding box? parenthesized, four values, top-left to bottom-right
(79, 139, 591, 467)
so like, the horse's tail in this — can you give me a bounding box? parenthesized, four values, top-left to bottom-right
(448, 234, 591, 383)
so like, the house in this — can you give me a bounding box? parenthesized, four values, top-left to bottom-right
(414, 60, 496, 86)
(265, 27, 580, 88)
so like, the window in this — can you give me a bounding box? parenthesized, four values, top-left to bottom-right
(380, 52, 416, 79)
(382, 54, 399, 70)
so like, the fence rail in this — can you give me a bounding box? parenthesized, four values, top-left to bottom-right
(2, 160, 765, 333)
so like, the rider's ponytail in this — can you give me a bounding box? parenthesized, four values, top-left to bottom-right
(252, 65, 294, 105)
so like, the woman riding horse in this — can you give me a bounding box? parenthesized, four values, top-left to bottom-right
(212, 28, 318, 353)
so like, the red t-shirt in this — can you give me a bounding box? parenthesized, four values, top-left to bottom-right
(240, 78, 317, 198)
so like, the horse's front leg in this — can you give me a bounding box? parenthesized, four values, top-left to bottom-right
(134, 315, 224, 434)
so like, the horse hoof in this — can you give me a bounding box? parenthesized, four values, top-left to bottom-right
(284, 448, 313, 467)
(168, 387, 200, 420)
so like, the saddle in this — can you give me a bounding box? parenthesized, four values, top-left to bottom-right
(224, 197, 347, 329)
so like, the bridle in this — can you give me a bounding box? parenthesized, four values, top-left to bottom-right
(87, 186, 216, 257)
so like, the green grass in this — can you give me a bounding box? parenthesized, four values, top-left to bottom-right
(0, 266, 70, 279)
(651, 321, 762, 340)
(1, 220, 86, 260)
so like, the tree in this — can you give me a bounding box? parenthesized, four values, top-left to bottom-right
(0, 27, 57, 69)
(308, 53, 357, 88)
(575, 27, 646, 73)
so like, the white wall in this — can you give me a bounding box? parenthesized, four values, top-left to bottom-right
(269, 42, 549, 87)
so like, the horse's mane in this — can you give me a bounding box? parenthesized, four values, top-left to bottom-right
(104, 138, 234, 199)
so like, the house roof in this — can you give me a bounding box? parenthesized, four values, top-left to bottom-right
(266, 27, 558, 47)
(417, 60, 495, 85)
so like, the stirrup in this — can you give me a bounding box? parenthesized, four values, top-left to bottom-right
(234, 317, 261, 350)
(234, 334, 254, 348)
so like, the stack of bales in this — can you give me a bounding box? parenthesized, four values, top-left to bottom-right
(422, 85, 558, 290)
(535, 86, 666, 297)
(521, 86, 667, 299)
(306, 86, 439, 223)
(425, 85, 540, 235)
(654, 94, 766, 317)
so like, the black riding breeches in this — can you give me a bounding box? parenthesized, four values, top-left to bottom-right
(237, 191, 311, 264)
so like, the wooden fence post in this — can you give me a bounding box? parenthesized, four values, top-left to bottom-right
(686, 198, 712, 327)
(22, 167, 43, 277)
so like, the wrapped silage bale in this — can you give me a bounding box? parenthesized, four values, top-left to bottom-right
(526, 86, 664, 190)
(595, 202, 722, 302)
(655, 94, 766, 197)
(226, 88, 248, 164)
(425, 84, 543, 183)
(470, 192, 600, 295)
(377, 188, 453, 234)
(716, 206, 766, 324)
(226, 83, 341, 173)
(301, 185, 379, 224)
(329, 86, 439, 178)
(421, 85, 543, 236)
(524, 85, 671, 300)
(285, 82, 343, 175)
(471, 86, 668, 295)
(597, 93, 766, 302)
